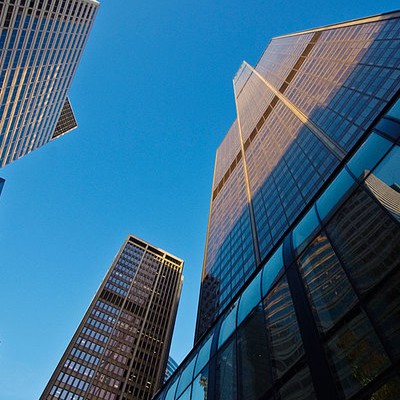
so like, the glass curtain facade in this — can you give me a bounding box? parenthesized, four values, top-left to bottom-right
(0, 0, 99, 167)
(154, 98, 400, 400)
(41, 235, 184, 400)
(196, 11, 400, 339)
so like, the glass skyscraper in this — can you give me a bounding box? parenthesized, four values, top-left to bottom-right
(41, 235, 183, 400)
(153, 11, 400, 400)
(0, 0, 99, 167)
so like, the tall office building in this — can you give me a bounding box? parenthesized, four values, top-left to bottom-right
(41, 235, 183, 400)
(0, 0, 99, 167)
(153, 11, 400, 400)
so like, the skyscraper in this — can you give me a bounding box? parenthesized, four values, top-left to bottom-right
(41, 235, 183, 400)
(153, 11, 400, 400)
(0, 0, 99, 167)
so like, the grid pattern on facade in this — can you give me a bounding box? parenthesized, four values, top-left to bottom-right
(196, 12, 400, 339)
(52, 97, 77, 139)
(41, 235, 183, 400)
(0, 0, 98, 166)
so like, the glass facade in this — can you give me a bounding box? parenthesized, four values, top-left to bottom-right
(0, 0, 99, 167)
(41, 235, 184, 400)
(196, 11, 400, 339)
(154, 96, 400, 400)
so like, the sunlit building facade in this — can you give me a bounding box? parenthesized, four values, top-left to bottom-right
(153, 11, 400, 400)
(41, 235, 183, 400)
(0, 0, 99, 167)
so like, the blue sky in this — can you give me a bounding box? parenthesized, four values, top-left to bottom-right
(0, 2, 399, 399)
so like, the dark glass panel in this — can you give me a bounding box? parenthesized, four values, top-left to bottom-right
(368, 375, 400, 400)
(326, 186, 400, 293)
(215, 338, 237, 400)
(278, 365, 316, 400)
(192, 366, 209, 400)
(367, 269, 400, 361)
(386, 97, 400, 120)
(326, 311, 390, 398)
(237, 305, 273, 400)
(176, 356, 197, 398)
(298, 232, 358, 332)
(263, 277, 304, 379)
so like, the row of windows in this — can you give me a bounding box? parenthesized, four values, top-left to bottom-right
(76, 337, 104, 355)
(56, 371, 89, 392)
(63, 359, 94, 379)
(86, 317, 113, 334)
(81, 326, 108, 344)
(70, 347, 99, 366)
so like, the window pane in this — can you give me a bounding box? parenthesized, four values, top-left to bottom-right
(367, 268, 400, 361)
(326, 186, 400, 293)
(278, 365, 316, 400)
(292, 206, 320, 255)
(176, 356, 197, 398)
(215, 339, 237, 400)
(326, 311, 390, 398)
(316, 170, 356, 221)
(261, 245, 284, 297)
(165, 377, 179, 400)
(347, 133, 393, 180)
(177, 385, 192, 400)
(218, 303, 238, 349)
(237, 271, 261, 326)
(386, 97, 400, 120)
(192, 366, 209, 400)
(194, 334, 213, 377)
(263, 276, 304, 379)
(298, 232, 358, 332)
(237, 304, 273, 400)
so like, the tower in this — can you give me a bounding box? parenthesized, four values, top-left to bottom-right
(41, 235, 183, 400)
(154, 11, 400, 400)
(0, 0, 99, 166)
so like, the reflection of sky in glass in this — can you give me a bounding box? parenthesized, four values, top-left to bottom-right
(374, 145, 400, 188)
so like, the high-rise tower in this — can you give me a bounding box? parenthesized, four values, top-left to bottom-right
(0, 0, 99, 167)
(196, 10, 400, 338)
(153, 11, 400, 400)
(41, 235, 183, 400)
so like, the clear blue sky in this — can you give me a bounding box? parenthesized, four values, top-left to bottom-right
(0, 2, 398, 399)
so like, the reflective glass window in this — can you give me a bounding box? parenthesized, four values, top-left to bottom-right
(292, 206, 320, 255)
(367, 268, 400, 361)
(347, 133, 393, 180)
(237, 304, 272, 400)
(326, 186, 400, 293)
(278, 365, 316, 400)
(316, 170, 356, 221)
(218, 303, 238, 349)
(165, 376, 179, 400)
(386, 97, 400, 120)
(326, 311, 390, 398)
(237, 271, 262, 325)
(215, 338, 237, 400)
(176, 356, 197, 398)
(263, 276, 304, 379)
(298, 232, 358, 332)
(192, 366, 209, 400)
(194, 334, 213, 377)
(177, 384, 192, 400)
(261, 245, 284, 297)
